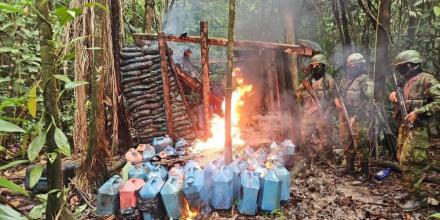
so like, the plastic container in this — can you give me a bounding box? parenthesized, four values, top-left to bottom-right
(160, 176, 184, 219)
(252, 148, 268, 165)
(125, 148, 143, 164)
(238, 170, 260, 215)
(142, 144, 156, 162)
(183, 163, 204, 208)
(269, 141, 279, 152)
(202, 158, 222, 203)
(138, 175, 166, 219)
(96, 175, 123, 216)
(128, 163, 148, 180)
(145, 162, 168, 181)
(153, 135, 173, 153)
(210, 166, 234, 210)
(267, 150, 285, 166)
(273, 163, 290, 202)
(184, 160, 201, 173)
(169, 164, 185, 181)
(158, 145, 177, 159)
(281, 139, 296, 156)
(242, 146, 255, 160)
(227, 161, 241, 197)
(119, 178, 145, 210)
(375, 168, 391, 180)
(136, 143, 148, 152)
(175, 138, 189, 150)
(257, 169, 281, 212)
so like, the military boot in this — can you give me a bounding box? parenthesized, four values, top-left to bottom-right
(357, 162, 370, 182)
(342, 155, 355, 176)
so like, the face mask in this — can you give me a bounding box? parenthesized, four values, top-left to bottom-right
(346, 64, 363, 78)
(395, 64, 409, 76)
(311, 64, 325, 80)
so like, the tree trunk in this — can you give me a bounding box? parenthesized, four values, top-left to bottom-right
(406, 0, 417, 48)
(200, 21, 211, 139)
(144, 0, 155, 33)
(111, 0, 132, 153)
(373, 0, 391, 101)
(36, 1, 63, 219)
(225, 0, 236, 165)
(339, 0, 352, 53)
(331, 0, 346, 47)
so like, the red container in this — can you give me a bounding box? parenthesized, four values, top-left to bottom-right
(119, 178, 145, 210)
(125, 148, 143, 164)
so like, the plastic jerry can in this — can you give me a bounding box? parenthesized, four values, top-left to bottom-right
(175, 137, 189, 150)
(138, 175, 166, 219)
(136, 143, 148, 153)
(160, 176, 184, 219)
(169, 164, 185, 181)
(252, 148, 268, 165)
(257, 169, 281, 212)
(227, 161, 241, 197)
(96, 175, 124, 216)
(182, 164, 204, 208)
(281, 139, 296, 156)
(145, 162, 168, 181)
(128, 163, 148, 180)
(152, 135, 173, 153)
(183, 160, 201, 173)
(119, 178, 145, 210)
(203, 158, 223, 201)
(158, 145, 177, 159)
(267, 150, 285, 166)
(238, 170, 260, 215)
(125, 148, 143, 164)
(210, 166, 234, 210)
(269, 141, 279, 152)
(273, 163, 290, 202)
(142, 144, 156, 162)
(241, 146, 255, 160)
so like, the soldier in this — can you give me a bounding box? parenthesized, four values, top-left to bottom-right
(335, 53, 373, 181)
(388, 50, 440, 211)
(297, 54, 335, 168)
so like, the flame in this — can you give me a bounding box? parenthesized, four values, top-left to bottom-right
(195, 68, 252, 151)
(181, 198, 198, 220)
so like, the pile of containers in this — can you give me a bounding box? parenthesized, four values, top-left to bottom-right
(96, 137, 296, 218)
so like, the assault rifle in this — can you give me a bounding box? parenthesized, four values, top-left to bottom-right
(334, 83, 358, 151)
(392, 73, 413, 129)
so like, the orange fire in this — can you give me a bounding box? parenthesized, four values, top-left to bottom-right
(181, 198, 199, 220)
(195, 68, 252, 151)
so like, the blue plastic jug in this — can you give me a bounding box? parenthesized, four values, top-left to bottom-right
(241, 146, 255, 160)
(138, 175, 166, 219)
(273, 163, 290, 202)
(169, 164, 185, 181)
(183, 163, 204, 208)
(145, 162, 168, 181)
(281, 139, 296, 156)
(257, 169, 281, 212)
(96, 175, 123, 216)
(160, 176, 184, 219)
(227, 161, 241, 197)
(238, 170, 260, 215)
(252, 148, 268, 165)
(267, 150, 285, 166)
(152, 135, 173, 152)
(210, 166, 234, 210)
(202, 158, 223, 202)
(128, 163, 148, 180)
(142, 144, 156, 162)
(184, 160, 201, 173)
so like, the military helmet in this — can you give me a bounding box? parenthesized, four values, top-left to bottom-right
(346, 53, 366, 66)
(309, 54, 328, 66)
(393, 50, 422, 66)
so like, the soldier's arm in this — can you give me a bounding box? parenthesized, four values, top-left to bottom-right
(362, 77, 374, 100)
(296, 84, 305, 103)
(413, 75, 440, 116)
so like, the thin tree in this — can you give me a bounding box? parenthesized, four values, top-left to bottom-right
(225, 0, 236, 165)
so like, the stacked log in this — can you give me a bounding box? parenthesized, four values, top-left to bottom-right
(120, 44, 197, 145)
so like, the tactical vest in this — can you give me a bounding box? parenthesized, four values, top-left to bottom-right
(342, 74, 372, 117)
(302, 76, 332, 113)
(403, 72, 440, 136)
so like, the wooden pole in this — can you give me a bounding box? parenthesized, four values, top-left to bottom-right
(200, 21, 211, 139)
(158, 32, 174, 139)
(265, 51, 275, 112)
(225, 0, 236, 165)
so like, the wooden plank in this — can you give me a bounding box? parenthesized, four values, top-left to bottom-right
(133, 33, 309, 54)
(200, 21, 211, 139)
(158, 33, 174, 139)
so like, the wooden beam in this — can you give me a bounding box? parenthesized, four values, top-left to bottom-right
(133, 33, 310, 54)
(158, 33, 174, 139)
(200, 21, 211, 139)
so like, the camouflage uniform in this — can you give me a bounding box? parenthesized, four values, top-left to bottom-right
(397, 71, 440, 197)
(297, 75, 335, 159)
(339, 73, 374, 171)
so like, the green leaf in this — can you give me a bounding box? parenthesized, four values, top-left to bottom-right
(54, 6, 75, 26)
(27, 132, 46, 161)
(54, 74, 72, 83)
(82, 2, 109, 13)
(0, 119, 25, 133)
(28, 204, 45, 220)
(121, 162, 132, 181)
(0, 176, 29, 197)
(65, 81, 88, 90)
(0, 3, 24, 14)
(27, 85, 37, 118)
(47, 152, 57, 164)
(0, 76, 11, 84)
(434, 6, 440, 17)
(28, 164, 44, 189)
(0, 47, 19, 54)
(0, 160, 29, 171)
(0, 204, 28, 220)
(54, 128, 70, 157)
(430, 213, 440, 219)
